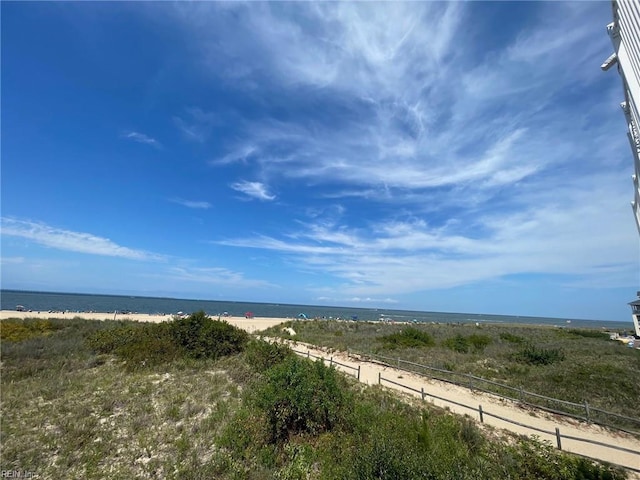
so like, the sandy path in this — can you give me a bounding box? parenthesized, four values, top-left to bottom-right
(276, 339, 640, 476)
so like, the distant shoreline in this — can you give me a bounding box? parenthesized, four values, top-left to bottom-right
(2, 289, 628, 326)
(0, 310, 627, 333)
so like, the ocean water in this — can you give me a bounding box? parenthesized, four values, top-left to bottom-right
(0, 290, 632, 330)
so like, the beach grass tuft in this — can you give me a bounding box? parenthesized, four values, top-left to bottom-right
(377, 327, 435, 349)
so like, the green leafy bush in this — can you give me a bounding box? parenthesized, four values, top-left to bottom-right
(172, 311, 249, 359)
(87, 322, 178, 367)
(87, 324, 145, 354)
(245, 340, 294, 373)
(113, 322, 181, 366)
(501, 436, 625, 480)
(500, 332, 525, 344)
(86, 311, 249, 366)
(468, 334, 492, 352)
(254, 357, 349, 443)
(513, 344, 565, 366)
(349, 434, 424, 480)
(564, 329, 609, 340)
(378, 328, 435, 349)
(1, 319, 64, 342)
(443, 334, 470, 353)
(443, 334, 492, 354)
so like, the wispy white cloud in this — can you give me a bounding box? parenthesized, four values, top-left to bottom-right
(0, 256, 25, 265)
(178, 2, 609, 207)
(344, 297, 398, 304)
(174, 107, 217, 143)
(165, 266, 274, 289)
(1, 218, 165, 261)
(122, 131, 162, 149)
(313, 295, 398, 305)
(170, 198, 212, 209)
(217, 169, 637, 297)
(230, 181, 276, 201)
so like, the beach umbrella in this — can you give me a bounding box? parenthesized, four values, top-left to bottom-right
(298, 313, 307, 319)
(245, 311, 254, 318)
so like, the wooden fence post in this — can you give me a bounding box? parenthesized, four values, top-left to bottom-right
(584, 401, 590, 423)
(357, 365, 361, 381)
(330, 357, 333, 367)
(307, 350, 310, 359)
(421, 387, 425, 401)
(555, 427, 562, 450)
(378, 372, 381, 384)
(519, 386, 524, 403)
(398, 357, 401, 368)
(479, 405, 484, 423)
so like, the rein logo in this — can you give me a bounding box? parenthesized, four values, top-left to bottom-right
(1, 472, 35, 478)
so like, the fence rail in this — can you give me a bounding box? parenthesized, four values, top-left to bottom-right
(292, 348, 360, 380)
(287, 345, 640, 474)
(349, 349, 640, 436)
(377, 373, 640, 473)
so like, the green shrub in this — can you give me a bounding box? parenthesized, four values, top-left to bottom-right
(501, 436, 626, 480)
(114, 322, 180, 367)
(254, 357, 349, 443)
(443, 334, 492, 354)
(500, 332, 525, 344)
(218, 406, 271, 462)
(349, 434, 424, 480)
(275, 443, 315, 480)
(87, 324, 144, 354)
(171, 311, 249, 359)
(443, 334, 470, 353)
(467, 334, 492, 352)
(87, 322, 178, 368)
(564, 329, 609, 340)
(0, 319, 64, 342)
(86, 311, 249, 366)
(513, 344, 565, 366)
(378, 328, 435, 349)
(245, 340, 294, 373)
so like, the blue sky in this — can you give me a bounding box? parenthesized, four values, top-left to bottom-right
(2, 2, 638, 321)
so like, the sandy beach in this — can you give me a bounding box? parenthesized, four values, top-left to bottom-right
(0, 310, 288, 333)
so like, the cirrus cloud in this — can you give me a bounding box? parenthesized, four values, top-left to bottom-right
(1, 218, 165, 261)
(230, 181, 276, 201)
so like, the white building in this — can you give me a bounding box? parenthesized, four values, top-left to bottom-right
(604, 0, 640, 336)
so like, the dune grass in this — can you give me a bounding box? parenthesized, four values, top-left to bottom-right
(0, 316, 629, 479)
(262, 320, 640, 427)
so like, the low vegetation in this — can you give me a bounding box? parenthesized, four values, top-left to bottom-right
(0, 315, 630, 479)
(377, 327, 435, 349)
(0, 318, 65, 342)
(512, 343, 565, 366)
(87, 310, 249, 368)
(443, 333, 492, 354)
(262, 320, 640, 427)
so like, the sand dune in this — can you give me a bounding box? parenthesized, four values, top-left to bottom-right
(0, 310, 287, 333)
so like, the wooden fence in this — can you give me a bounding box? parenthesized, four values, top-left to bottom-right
(288, 346, 640, 474)
(347, 349, 640, 436)
(377, 372, 640, 474)
(291, 348, 361, 380)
